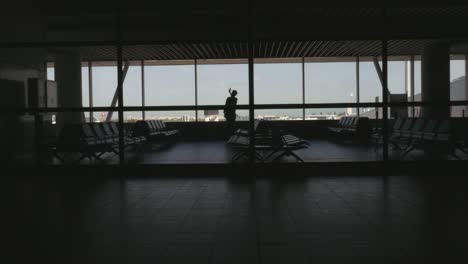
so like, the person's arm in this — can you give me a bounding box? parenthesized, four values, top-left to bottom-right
(228, 88, 232, 96)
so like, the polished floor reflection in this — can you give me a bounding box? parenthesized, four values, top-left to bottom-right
(37, 139, 468, 165)
(112, 140, 467, 164)
(8, 175, 468, 263)
(125, 139, 380, 164)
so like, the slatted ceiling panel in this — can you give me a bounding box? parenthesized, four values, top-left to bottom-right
(316, 41, 332, 57)
(232, 43, 241, 58)
(280, 41, 291, 58)
(308, 42, 322, 57)
(213, 43, 227, 59)
(193, 44, 204, 58)
(68, 40, 436, 62)
(296, 41, 307, 56)
(176, 43, 191, 59)
(328, 41, 348, 57)
(308, 41, 324, 57)
(170, 43, 188, 60)
(339, 41, 363, 56)
(286, 42, 298, 57)
(325, 42, 344, 57)
(301, 42, 317, 57)
(171, 44, 188, 59)
(286, 42, 297, 57)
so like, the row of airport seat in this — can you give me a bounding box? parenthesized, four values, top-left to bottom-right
(327, 116, 370, 140)
(133, 120, 179, 138)
(377, 118, 468, 159)
(53, 122, 146, 162)
(227, 119, 309, 162)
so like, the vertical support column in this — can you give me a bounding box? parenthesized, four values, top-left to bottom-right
(55, 48, 82, 127)
(405, 59, 408, 95)
(465, 55, 468, 117)
(404, 58, 408, 117)
(382, 40, 389, 161)
(409, 56, 415, 117)
(141, 60, 145, 120)
(194, 59, 198, 122)
(302, 57, 305, 120)
(356, 56, 360, 117)
(117, 46, 125, 164)
(421, 41, 450, 119)
(248, 0, 255, 164)
(88, 61, 93, 122)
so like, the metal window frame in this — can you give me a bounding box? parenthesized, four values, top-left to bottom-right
(356, 56, 360, 117)
(88, 61, 93, 122)
(194, 59, 198, 122)
(302, 57, 306, 120)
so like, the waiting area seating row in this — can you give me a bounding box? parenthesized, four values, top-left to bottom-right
(133, 120, 180, 139)
(374, 117, 468, 159)
(327, 116, 371, 140)
(227, 119, 309, 162)
(51, 122, 146, 163)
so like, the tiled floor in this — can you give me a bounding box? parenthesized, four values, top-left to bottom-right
(7, 175, 468, 263)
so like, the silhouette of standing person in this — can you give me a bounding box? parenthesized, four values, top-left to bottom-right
(224, 88, 238, 134)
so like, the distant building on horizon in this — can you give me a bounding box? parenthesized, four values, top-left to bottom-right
(361, 76, 466, 118)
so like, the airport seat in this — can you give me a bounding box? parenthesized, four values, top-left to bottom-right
(380, 118, 464, 160)
(133, 120, 179, 139)
(50, 122, 147, 164)
(266, 134, 309, 163)
(227, 120, 271, 162)
(228, 120, 308, 163)
(234, 119, 261, 136)
(328, 116, 370, 141)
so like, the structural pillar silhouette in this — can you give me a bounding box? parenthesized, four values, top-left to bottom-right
(421, 41, 450, 118)
(55, 49, 82, 127)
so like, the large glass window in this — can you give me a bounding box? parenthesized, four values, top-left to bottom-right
(82, 65, 89, 108)
(145, 62, 195, 106)
(81, 65, 90, 121)
(47, 64, 55, 81)
(144, 63, 195, 121)
(359, 58, 383, 104)
(92, 62, 117, 107)
(254, 60, 302, 104)
(198, 61, 248, 106)
(305, 60, 356, 104)
(358, 58, 383, 119)
(450, 57, 466, 117)
(123, 63, 142, 107)
(414, 59, 422, 102)
(388, 60, 407, 95)
(123, 62, 143, 121)
(450, 57, 465, 82)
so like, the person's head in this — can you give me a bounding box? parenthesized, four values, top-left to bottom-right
(231, 90, 238, 97)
